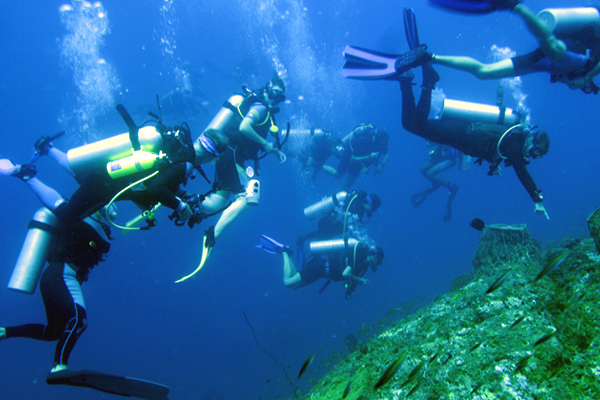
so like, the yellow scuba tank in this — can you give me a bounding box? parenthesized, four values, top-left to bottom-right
(537, 7, 600, 36)
(106, 149, 160, 179)
(440, 99, 520, 126)
(310, 238, 359, 254)
(67, 126, 164, 176)
(304, 191, 348, 220)
(8, 207, 58, 294)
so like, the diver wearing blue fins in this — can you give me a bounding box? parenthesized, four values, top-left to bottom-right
(343, 2, 600, 94)
(343, 7, 551, 219)
(257, 235, 384, 300)
(176, 75, 288, 283)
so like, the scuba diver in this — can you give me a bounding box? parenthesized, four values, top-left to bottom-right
(175, 74, 288, 283)
(296, 129, 344, 181)
(343, 3, 600, 94)
(27, 107, 228, 227)
(343, 8, 550, 219)
(411, 144, 463, 222)
(257, 235, 384, 299)
(300, 190, 381, 244)
(0, 159, 169, 399)
(321, 123, 389, 191)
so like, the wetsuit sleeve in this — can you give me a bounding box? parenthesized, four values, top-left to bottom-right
(141, 163, 188, 210)
(244, 103, 268, 123)
(506, 139, 543, 203)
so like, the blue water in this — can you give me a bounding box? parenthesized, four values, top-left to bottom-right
(0, 0, 598, 399)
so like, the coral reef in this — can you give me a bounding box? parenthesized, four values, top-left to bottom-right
(293, 227, 600, 400)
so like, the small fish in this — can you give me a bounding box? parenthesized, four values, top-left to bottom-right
(470, 342, 483, 353)
(515, 355, 532, 373)
(534, 251, 569, 282)
(486, 270, 513, 294)
(428, 352, 439, 364)
(510, 316, 526, 329)
(470, 383, 483, 395)
(470, 218, 486, 231)
(373, 352, 407, 390)
(297, 354, 314, 380)
(401, 360, 425, 387)
(534, 330, 559, 347)
(406, 381, 422, 398)
(342, 380, 352, 399)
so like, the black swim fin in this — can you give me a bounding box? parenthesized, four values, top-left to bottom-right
(428, 0, 520, 14)
(343, 45, 431, 80)
(47, 369, 170, 400)
(403, 7, 420, 50)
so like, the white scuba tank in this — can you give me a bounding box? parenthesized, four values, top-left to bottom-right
(440, 99, 520, 126)
(537, 7, 600, 36)
(304, 191, 348, 220)
(67, 126, 164, 176)
(310, 238, 359, 254)
(196, 94, 245, 143)
(8, 208, 58, 294)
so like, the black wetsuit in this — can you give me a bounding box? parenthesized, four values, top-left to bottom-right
(4, 217, 110, 368)
(54, 162, 192, 223)
(400, 81, 543, 203)
(300, 242, 370, 286)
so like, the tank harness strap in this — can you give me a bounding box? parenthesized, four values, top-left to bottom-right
(28, 220, 58, 234)
(496, 87, 506, 125)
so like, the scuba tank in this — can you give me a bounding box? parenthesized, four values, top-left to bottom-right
(537, 7, 600, 36)
(67, 126, 164, 176)
(106, 149, 161, 179)
(440, 99, 520, 126)
(310, 238, 358, 254)
(304, 191, 348, 220)
(8, 208, 58, 294)
(197, 94, 245, 142)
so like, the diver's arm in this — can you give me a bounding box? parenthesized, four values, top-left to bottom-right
(239, 116, 286, 162)
(342, 265, 368, 285)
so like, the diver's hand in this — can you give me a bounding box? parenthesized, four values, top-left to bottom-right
(369, 152, 380, 160)
(271, 148, 287, 163)
(560, 75, 590, 91)
(177, 202, 193, 221)
(534, 202, 550, 220)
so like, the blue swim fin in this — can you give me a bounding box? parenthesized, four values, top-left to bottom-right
(256, 235, 293, 255)
(428, 0, 520, 14)
(403, 7, 420, 50)
(343, 45, 431, 80)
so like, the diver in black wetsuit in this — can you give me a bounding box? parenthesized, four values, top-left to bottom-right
(399, 64, 550, 219)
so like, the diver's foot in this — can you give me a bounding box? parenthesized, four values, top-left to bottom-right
(204, 225, 216, 249)
(394, 70, 416, 85)
(46, 365, 70, 384)
(411, 191, 428, 208)
(395, 45, 432, 75)
(0, 160, 37, 181)
(421, 62, 440, 90)
(0, 327, 6, 341)
(33, 136, 54, 157)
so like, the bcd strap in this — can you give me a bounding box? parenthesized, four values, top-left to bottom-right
(28, 219, 58, 234)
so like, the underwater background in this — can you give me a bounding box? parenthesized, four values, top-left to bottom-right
(0, 0, 598, 399)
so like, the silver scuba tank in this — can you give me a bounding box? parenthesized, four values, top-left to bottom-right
(67, 126, 163, 176)
(8, 207, 59, 294)
(537, 7, 600, 36)
(310, 238, 359, 254)
(304, 191, 348, 220)
(196, 94, 244, 143)
(440, 99, 520, 126)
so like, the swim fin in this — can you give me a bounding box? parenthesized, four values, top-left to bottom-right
(175, 226, 215, 283)
(343, 45, 432, 80)
(256, 235, 293, 255)
(428, 0, 521, 14)
(403, 7, 420, 50)
(46, 369, 169, 400)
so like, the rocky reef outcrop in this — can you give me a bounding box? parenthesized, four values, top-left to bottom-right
(295, 224, 600, 400)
